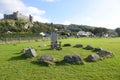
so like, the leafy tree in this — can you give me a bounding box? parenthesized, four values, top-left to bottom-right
(29, 22, 50, 33)
(115, 28, 120, 36)
(93, 27, 108, 37)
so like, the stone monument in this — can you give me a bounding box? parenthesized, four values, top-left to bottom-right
(51, 32, 58, 49)
(50, 23, 62, 50)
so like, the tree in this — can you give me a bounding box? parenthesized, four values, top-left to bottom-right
(115, 28, 120, 36)
(29, 22, 50, 33)
(93, 27, 108, 37)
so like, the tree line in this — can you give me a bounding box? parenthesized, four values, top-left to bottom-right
(0, 19, 120, 38)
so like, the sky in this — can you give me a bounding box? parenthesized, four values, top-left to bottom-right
(0, 0, 120, 29)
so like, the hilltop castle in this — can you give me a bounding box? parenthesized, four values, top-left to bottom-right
(4, 11, 33, 22)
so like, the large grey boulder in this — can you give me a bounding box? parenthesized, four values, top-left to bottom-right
(64, 54, 83, 63)
(86, 54, 100, 62)
(38, 55, 55, 66)
(38, 55, 54, 63)
(85, 45, 94, 50)
(74, 44, 83, 48)
(22, 47, 37, 58)
(98, 50, 113, 58)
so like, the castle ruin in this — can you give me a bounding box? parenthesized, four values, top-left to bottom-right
(4, 11, 33, 22)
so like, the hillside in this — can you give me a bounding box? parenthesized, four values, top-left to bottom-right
(0, 19, 119, 38)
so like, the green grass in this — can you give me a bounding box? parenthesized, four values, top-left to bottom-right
(0, 38, 120, 80)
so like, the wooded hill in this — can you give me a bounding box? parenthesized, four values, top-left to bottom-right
(0, 19, 120, 38)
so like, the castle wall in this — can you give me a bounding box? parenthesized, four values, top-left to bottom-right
(4, 11, 33, 22)
(4, 14, 15, 20)
(17, 13, 29, 21)
(29, 15, 33, 22)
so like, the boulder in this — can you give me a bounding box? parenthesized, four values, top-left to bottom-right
(22, 48, 29, 54)
(63, 44, 71, 47)
(38, 55, 55, 66)
(74, 44, 83, 48)
(85, 45, 94, 50)
(38, 55, 54, 63)
(93, 47, 103, 52)
(86, 54, 100, 62)
(98, 50, 113, 58)
(55, 42, 62, 50)
(64, 54, 83, 63)
(23, 47, 37, 58)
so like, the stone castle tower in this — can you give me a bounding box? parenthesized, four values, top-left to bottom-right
(4, 11, 33, 22)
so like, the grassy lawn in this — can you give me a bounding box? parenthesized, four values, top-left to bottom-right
(0, 38, 120, 80)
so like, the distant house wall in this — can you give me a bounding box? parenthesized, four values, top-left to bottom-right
(77, 31, 94, 37)
(4, 11, 33, 22)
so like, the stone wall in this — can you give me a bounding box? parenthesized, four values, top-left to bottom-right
(4, 11, 33, 22)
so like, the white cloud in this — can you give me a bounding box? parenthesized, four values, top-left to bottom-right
(0, 0, 49, 23)
(62, 20, 71, 25)
(27, 7, 45, 15)
(0, 0, 26, 13)
(42, 0, 57, 2)
(34, 15, 49, 23)
(90, 0, 120, 29)
(84, 17, 93, 22)
(0, 13, 3, 19)
(74, 0, 120, 29)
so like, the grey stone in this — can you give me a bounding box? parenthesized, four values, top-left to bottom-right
(64, 54, 82, 63)
(51, 32, 58, 49)
(86, 54, 100, 62)
(94, 47, 103, 52)
(85, 45, 94, 50)
(56, 42, 62, 50)
(63, 44, 71, 47)
(98, 50, 113, 58)
(74, 44, 83, 48)
(38, 55, 54, 63)
(23, 47, 37, 58)
(22, 48, 29, 54)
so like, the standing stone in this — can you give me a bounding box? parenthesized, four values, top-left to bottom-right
(86, 54, 100, 62)
(51, 32, 58, 49)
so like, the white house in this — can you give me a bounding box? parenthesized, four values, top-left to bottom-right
(77, 31, 93, 37)
(40, 32, 45, 36)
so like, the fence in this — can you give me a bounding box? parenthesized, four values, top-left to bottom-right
(0, 37, 43, 44)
